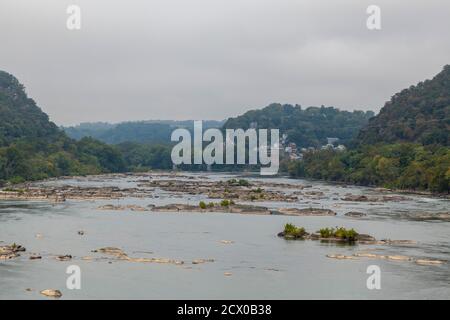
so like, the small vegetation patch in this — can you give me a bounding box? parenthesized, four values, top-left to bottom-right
(318, 227, 359, 241)
(226, 179, 251, 187)
(282, 223, 308, 239)
(278, 225, 366, 243)
(220, 199, 235, 207)
(199, 201, 207, 209)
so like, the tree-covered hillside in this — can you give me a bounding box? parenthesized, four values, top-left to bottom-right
(358, 65, 450, 146)
(0, 71, 125, 184)
(0, 71, 62, 146)
(223, 103, 374, 147)
(288, 66, 450, 193)
(64, 120, 224, 144)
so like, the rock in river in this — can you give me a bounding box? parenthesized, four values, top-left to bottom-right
(277, 208, 336, 216)
(344, 211, 366, 218)
(40, 289, 62, 298)
(0, 243, 26, 260)
(92, 247, 184, 265)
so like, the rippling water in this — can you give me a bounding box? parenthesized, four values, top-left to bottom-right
(1, 173, 449, 299)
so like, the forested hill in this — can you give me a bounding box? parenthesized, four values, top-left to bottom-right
(223, 103, 374, 148)
(0, 71, 125, 184)
(63, 120, 224, 144)
(0, 71, 62, 146)
(288, 66, 450, 193)
(357, 65, 450, 146)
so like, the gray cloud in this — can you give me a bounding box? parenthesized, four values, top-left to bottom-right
(0, 0, 449, 125)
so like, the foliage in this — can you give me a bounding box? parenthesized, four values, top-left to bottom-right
(0, 71, 61, 147)
(223, 103, 374, 148)
(226, 178, 251, 187)
(284, 223, 307, 238)
(357, 65, 450, 146)
(318, 227, 335, 238)
(238, 179, 251, 186)
(199, 201, 207, 209)
(63, 120, 224, 144)
(288, 143, 450, 193)
(318, 227, 358, 241)
(116, 142, 172, 171)
(0, 71, 126, 183)
(220, 199, 235, 207)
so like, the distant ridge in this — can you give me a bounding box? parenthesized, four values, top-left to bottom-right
(63, 120, 224, 144)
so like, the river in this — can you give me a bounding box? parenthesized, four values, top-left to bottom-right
(0, 172, 449, 299)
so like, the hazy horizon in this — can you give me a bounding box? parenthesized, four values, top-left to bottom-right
(1, 0, 449, 126)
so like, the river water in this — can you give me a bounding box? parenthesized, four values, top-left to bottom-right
(0, 173, 449, 299)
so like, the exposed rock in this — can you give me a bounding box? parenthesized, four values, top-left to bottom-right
(342, 194, 410, 202)
(386, 255, 412, 261)
(125, 257, 184, 264)
(92, 247, 127, 258)
(192, 259, 215, 264)
(381, 195, 410, 202)
(277, 207, 336, 216)
(139, 179, 298, 202)
(0, 252, 19, 260)
(151, 204, 197, 212)
(56, 255, 72, 261)
(97, 204, 117, 210)
(0, 185, 152, 201)
(326, 254, 357, 260)
(379, 239, 417, 246)
(415, 259, 446, 266)
(229, 204, 271, 215)
(97, 204, 149, 211)
(354, 252, 384, 259)
(353, 252, 445, 266)
(0, 243, 26, 260)
(344, 211, 366, 218)
(341, 195, 372, 202)
(405, 212, 450, 221)
(150, 203, 272, 215)
(355, 234, 377, 242)
(308, 232, 376, 243)
(92, 247, 184, 265)
(303, 191, 325, 198)
(40, 289, 62, 298)
(277, 232, 307, 240)
(278, 228, 375, 243)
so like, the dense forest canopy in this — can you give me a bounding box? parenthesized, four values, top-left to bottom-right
(223, 103, 374, 147)
(358, 65, 450, 146)
(288, 143, 450, 193)
(0, 71, 62, 146)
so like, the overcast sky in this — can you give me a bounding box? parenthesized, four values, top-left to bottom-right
(0, 0, 449, 125)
